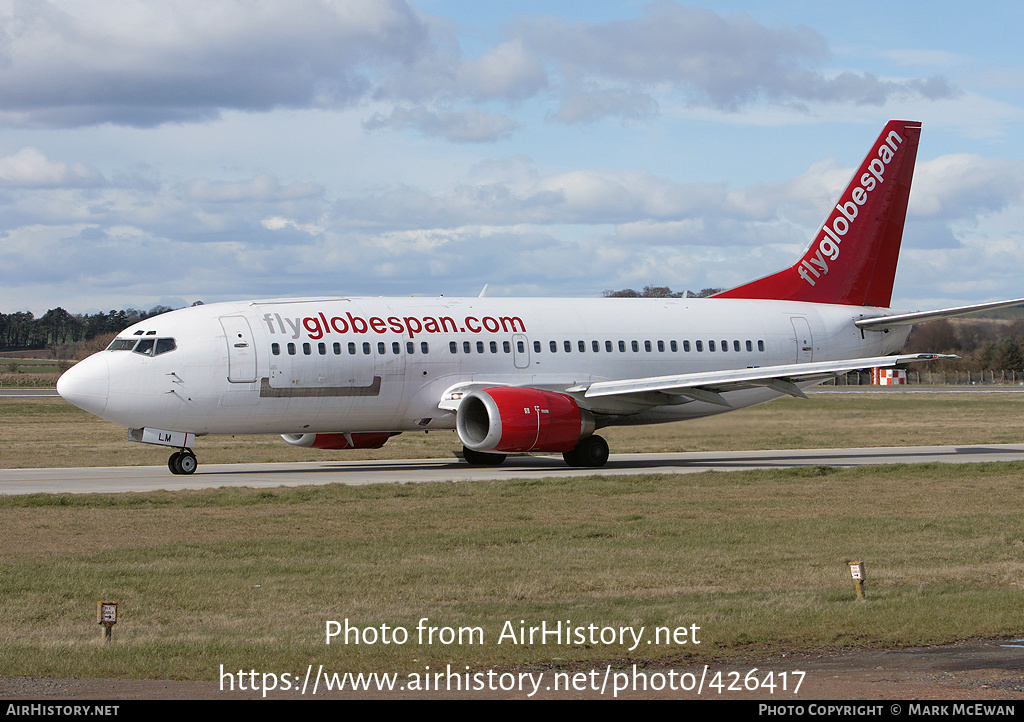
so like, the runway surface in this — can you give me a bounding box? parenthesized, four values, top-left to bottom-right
(3, 442, 1024, 495)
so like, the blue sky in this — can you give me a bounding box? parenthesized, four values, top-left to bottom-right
(0, 0, 1021, 315)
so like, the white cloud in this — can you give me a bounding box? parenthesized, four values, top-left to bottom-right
(362, 106, 520, 142)
(184, 175, 322, 203)
(0, 147, 102, 187)
(0, 1, 964, 138)
(911, 154, 1024, 221)
(514, 3, 959, 117)
(0, 0, 431, 127)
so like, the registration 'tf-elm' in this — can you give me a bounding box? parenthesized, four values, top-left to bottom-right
(57, 121, 1023, 474)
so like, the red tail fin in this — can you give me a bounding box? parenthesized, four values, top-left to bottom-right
(714, 120, 922, 307)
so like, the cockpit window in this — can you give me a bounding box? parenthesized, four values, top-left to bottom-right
(155, 338, 176, 355)
(107, 337, 177, 356)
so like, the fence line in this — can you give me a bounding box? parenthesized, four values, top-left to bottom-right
(827, 370, 1023, 386)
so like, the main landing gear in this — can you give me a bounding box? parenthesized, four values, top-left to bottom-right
(462, 447, 507, 466)
(461, 435, 610, 468)
(562, 435, 609, 468)
(168, 449, 198, 475)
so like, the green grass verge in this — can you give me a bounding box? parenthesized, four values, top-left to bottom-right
(3, 463, 1023, 679)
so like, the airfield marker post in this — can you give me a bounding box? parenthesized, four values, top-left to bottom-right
(848, 562, 866, 601)
(97, 601, 117, 644)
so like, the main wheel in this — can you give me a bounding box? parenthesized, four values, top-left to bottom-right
(462, 446, 506, 466)
(566, 435, 609, 468)
(168, 452, 182, 474)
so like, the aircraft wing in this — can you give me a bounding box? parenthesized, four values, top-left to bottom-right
(856, 298, 1024, 330)
(581, 353, 956, 407)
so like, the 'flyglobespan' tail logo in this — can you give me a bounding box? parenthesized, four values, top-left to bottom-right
(797, 129, 905, 287)
(712, 120, 921, 308)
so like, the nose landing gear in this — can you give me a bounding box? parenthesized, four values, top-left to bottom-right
(168, 449, 198, 475)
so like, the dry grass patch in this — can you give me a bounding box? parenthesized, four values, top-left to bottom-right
(3, 391, 1024, 468)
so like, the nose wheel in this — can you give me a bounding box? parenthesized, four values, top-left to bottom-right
(168, 449, 198, 475)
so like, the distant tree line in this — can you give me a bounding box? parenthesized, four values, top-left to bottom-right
(0, 305, 178, 352)
(907, 318, 1024, 372)
(603, 286, 724, 298)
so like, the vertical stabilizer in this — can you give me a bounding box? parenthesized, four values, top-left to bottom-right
(714, 120, 921, 307)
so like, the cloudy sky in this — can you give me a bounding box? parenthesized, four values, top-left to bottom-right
(1, 0, 1022, 315)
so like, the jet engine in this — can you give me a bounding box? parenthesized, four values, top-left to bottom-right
(456, 386, 595, 453)
(281, 432, 398, 450)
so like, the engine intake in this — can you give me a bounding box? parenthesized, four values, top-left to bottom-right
(456, 386, 594, 453)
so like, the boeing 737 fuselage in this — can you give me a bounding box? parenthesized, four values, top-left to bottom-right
(56, 121, 1023, 474)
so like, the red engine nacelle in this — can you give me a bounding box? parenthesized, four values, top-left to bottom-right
(280, 432, 398, 450)
(456, 386, 595, 453)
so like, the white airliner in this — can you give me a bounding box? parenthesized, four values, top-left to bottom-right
(57, 120, 1023, 474)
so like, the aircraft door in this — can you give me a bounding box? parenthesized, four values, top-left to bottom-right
(220, 316, 258, 383)
(790, 317, 813, 363)
(513, 334, 530, 369)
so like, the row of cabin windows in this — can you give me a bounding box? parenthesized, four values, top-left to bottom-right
(272, 341, 432, 356)
(271, 338, 766, 357)
(448, 338, 766, 354)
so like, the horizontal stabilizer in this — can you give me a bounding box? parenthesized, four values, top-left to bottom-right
(856, 297, 1024, 330)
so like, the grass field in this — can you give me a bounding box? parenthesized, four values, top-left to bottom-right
(2, 391, 1024, 680)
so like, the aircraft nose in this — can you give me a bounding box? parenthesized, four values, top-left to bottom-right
(57, 353, 110, 416)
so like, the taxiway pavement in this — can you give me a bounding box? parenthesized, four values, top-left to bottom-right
(3, 442, 1024, 495)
